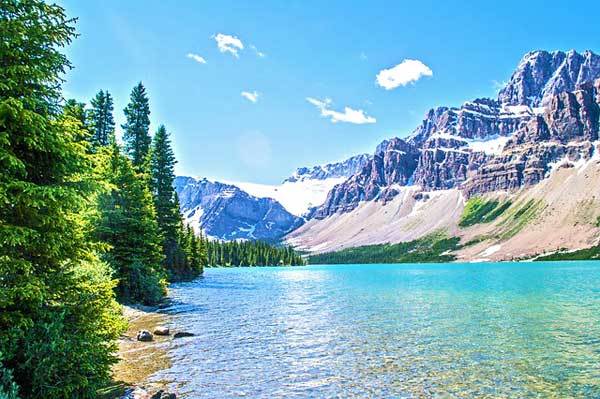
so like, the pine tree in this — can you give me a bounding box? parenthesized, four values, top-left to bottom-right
(0, 1, 125, 397)
(150, 125, 181, 272)
(89, 89, 115, 146)
(96, 144, 167, 304)
(122, 82, 151, 168)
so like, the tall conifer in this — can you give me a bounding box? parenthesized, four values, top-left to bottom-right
(150, 125, 180, 269)
(89, 89, 115, 146)
(122, 82, 151, 168)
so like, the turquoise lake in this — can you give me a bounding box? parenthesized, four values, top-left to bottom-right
(153, 262, 600, 398)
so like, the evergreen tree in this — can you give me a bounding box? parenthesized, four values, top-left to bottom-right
(150, 125, 181, 271)
(0, 1, 125, 397)
(96, 144, 167, 305)
(122, 82, 151, 168)
(89, 89, 115, 146)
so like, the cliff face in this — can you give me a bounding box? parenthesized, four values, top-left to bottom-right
(464, 79, 600, 196)
(312, 50, 600, 219)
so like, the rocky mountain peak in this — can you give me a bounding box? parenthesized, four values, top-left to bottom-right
(498, 49, 600, 107)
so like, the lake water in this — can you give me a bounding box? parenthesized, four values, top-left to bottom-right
(153, 262, 600, 398)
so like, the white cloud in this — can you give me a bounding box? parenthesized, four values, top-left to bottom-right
(306, 97, 376, 124)
(241, 91, 260, 103)
(250, 44, 266, 58)
(187, 53, 207, 64)
(213, 33, 244, 57)
(376, 59, 433, 90)
(360, 52, 368, 61)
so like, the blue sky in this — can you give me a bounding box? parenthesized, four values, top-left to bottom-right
(59, 0, 599, 183)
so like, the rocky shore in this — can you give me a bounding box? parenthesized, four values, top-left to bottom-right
(110, 304, 190, 399)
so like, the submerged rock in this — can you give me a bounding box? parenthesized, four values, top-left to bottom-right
(150, 390, 177, 399)
(153, 326, 170, 336)
(173, 331, 195, 339)
(136, 330, 153, 342)
(120, 387, 149, 399)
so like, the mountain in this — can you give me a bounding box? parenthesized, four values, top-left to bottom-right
(312, 50, 600, 219)
(288, 50, 600, 261)
(174, 154, 370, 240)
(174, 176, 301, 241)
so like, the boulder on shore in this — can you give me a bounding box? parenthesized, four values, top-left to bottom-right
(153, 326, 170, 336)
(136, 330, 153, 342)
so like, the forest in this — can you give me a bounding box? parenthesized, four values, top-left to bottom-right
(205, 239, 305, 267)
(0, 1, 302, 398)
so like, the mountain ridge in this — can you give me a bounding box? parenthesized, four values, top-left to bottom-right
(288, 49, 600, 260)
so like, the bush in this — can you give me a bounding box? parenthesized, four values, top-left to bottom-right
(0, 363, 19, 399)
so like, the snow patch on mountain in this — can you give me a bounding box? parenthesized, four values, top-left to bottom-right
(229, 177, 346, 217)
(428, 132, 511, 155)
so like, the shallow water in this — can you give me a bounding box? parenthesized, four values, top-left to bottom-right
(152, 262, 600, 398)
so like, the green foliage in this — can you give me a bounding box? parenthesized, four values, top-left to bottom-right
(95, 144, 167, 305)
(459, 197, 512, 227)
(0, 1, 125, 397)
(89, 90, 115, 147)
(596, 215, 600, 227)
(205, 239, 305, 267)
(63, 99, 88, 129)
(309, 232, 460, 264)
(122, 82, 151, 168)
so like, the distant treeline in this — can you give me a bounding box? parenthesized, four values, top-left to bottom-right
(308, 232, 460, 264)
(204, 239, 305, 267)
